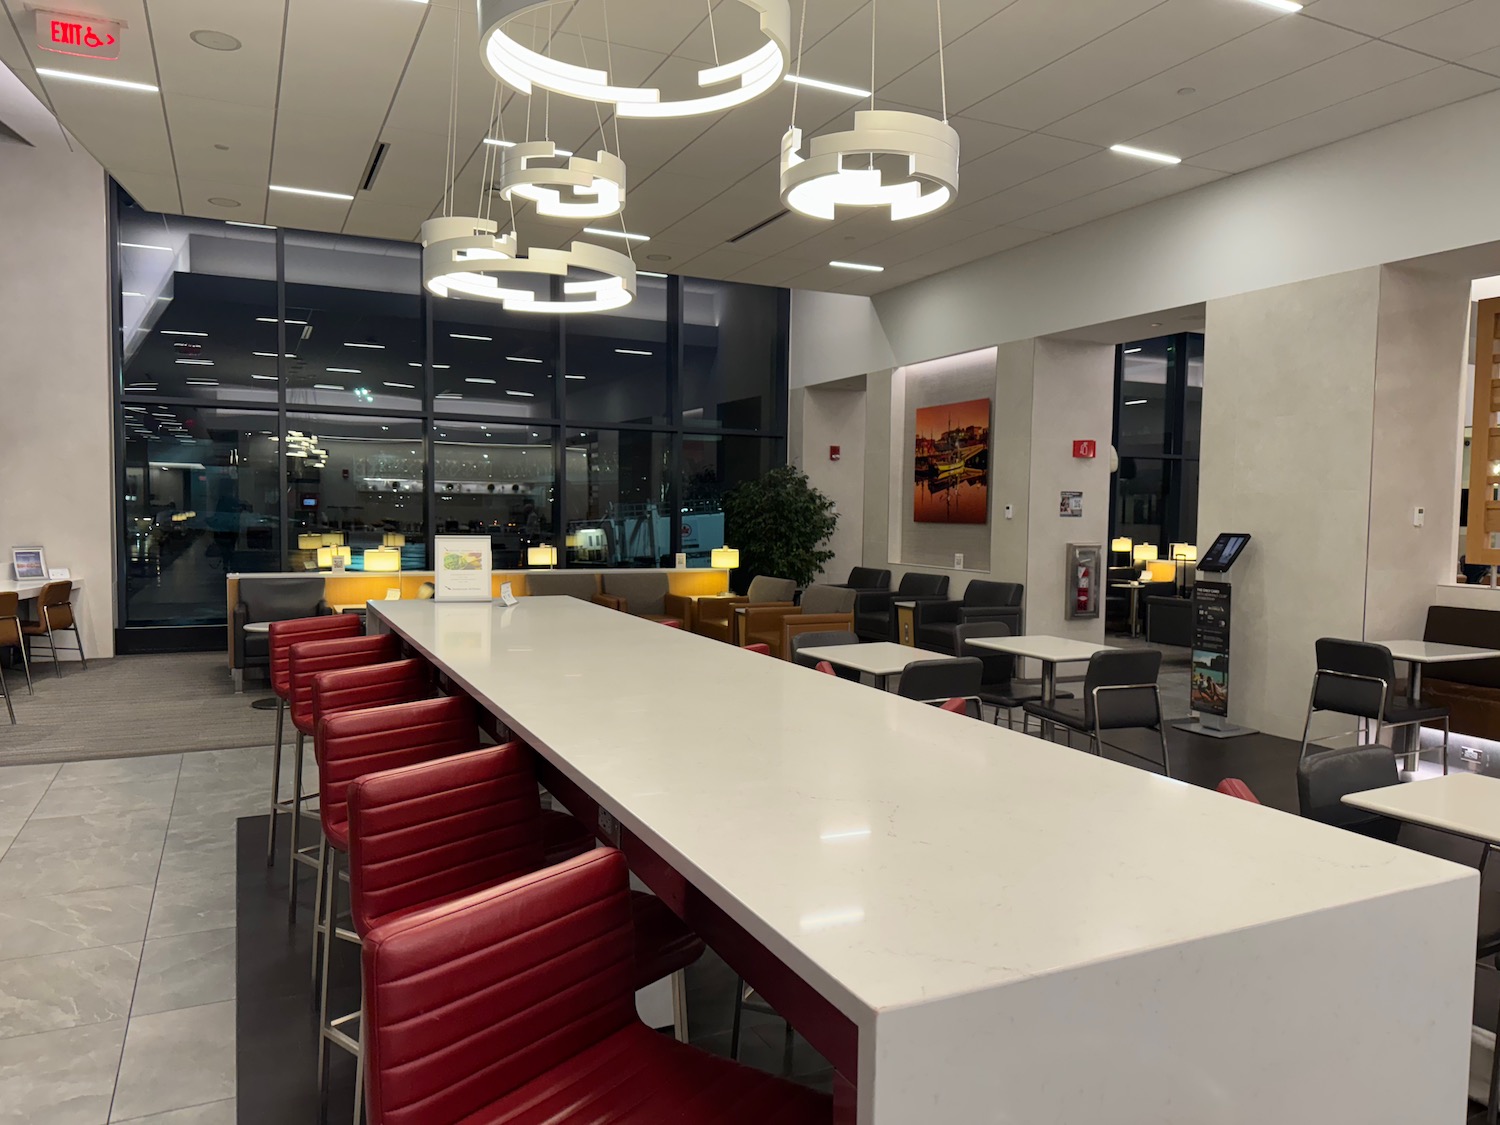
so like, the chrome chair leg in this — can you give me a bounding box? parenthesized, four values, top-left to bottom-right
(44, 622, 61, 679)
(670, 969, 689, 1043)
(1441, 716, 1450, 776)
(266, 701, 285, 867)
(18, 638, 32, 694)
(71, 623, 86, 670)
(289, 732, 305, 921)
(729, 977, 746, 1059)
(0, 663, 13, 725)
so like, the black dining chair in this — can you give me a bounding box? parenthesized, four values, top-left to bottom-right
(1299, 638, 1449, 774)
(1295, 745, 1401, 843)
(954, 621, 1072, 731)
(788, 630, 861, 680)
(1022, 649, 1171, 776)
(895, 657, 984, 717)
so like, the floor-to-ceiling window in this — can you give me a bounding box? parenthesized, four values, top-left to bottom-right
(1109, 333, 1203, 556)
(112, 189, 789, 648)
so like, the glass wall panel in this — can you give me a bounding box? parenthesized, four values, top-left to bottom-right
(122, 405, 280, 626)
(433, 420, 555, 568)
(564, 275, 669, 424)
(285, 413, 428, 570)
(433, 284, 558, 420)
(1117, 336, 1172, 458)
(564, 429, 670, 567)
(679, 434, 781, 566)
(1184, 333, 1204, 458)
(118, 200, 278, 405)
(681, 279, 779, 432)
(283, 232, 424, 413)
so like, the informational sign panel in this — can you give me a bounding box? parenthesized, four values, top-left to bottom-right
(433, 535, 492, 602)
(35, 10, 121, 59)
(1190, 581, 1232, 717)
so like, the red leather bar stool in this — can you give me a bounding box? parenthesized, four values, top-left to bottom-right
(284, 632, 402, 920)
(335, 743, 708, 1123)
(307, 658, 434, 994)
(266, 615, 363, 867)
(746, 642, 772, 655)
(361, 849, 830, 1125)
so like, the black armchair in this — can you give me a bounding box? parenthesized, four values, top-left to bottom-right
(914, 580, 1024, 654)
(853, 573, 949, 641)
(232, 577, 330, 691)
(832, 567, 891, 591)
(1144, 596, 1192, 647)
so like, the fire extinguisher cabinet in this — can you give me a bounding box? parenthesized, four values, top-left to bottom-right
(1065, 543, 1102, 620)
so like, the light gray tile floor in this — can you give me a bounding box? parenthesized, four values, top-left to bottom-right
(0, 745, 286, 1124)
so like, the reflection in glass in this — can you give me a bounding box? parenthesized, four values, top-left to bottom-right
(1117, 336, 1172, 458)
(122, 405, 281, 626)
(564, 429, 670, 567)
(434, 281, 556, 420)
(680, 435, 781, 566)
(119, 200, 278, 406)
(433, 421, 555, 569)
(681, 278, 779, 431)
(285, 414, 428, 569)
(565, 275, 669, 424)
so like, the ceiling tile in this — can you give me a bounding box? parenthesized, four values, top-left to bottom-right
(164, 94, 271, 181)
(177, 178, 268, 221)
(1300, 0, 1469, 37)
(146, 0, 285, 109)
(342, 198, 432, 242)
(952, 131, 1098, 202)
(1017, 163, 1226, 233)
(1385, 0, 1500, 63)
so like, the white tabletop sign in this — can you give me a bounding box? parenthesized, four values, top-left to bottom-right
(433, 536, 492, 601)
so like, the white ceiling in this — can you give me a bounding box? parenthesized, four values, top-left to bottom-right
(3, 0, 1499, 297)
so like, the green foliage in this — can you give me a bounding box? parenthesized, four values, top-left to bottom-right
(722, 466, 838, 591)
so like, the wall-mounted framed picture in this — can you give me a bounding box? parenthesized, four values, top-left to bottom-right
(12, 546, 47, 581)
(433, 536, 492, 601)
(913, 398, 991, 524)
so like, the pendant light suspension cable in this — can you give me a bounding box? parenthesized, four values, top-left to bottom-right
(788, 0, 807, 130)
(937, 0, 948, 122)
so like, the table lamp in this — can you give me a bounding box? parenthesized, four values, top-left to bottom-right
(1147, 559, 1177, 584)
(317, 545, 352, 570)
(297, 533, 322, 550)
(364, 547, 402, 573)
(320, 532, 345, 547)
(1170, 543, 1197, 597)
(528, 544, 557, 568)
(711, 546, 739, 570)
(1132, 542, 1158, 582)
(1110, 537, 1132, 564)
(382, 532, 406, 548)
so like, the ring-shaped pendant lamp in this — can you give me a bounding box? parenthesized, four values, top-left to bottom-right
(498, 142, 626, 221)
(478, 0, 791, 120)
(780, 110, 960, 221)
(420, 216, 637, 314)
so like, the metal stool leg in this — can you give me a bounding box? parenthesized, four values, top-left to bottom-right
(0, 663, 13, 725)
(288, 732, 305, 921)
(311, 838, 329, 998)
(71, 623, 86, 670)
(16, 637, 32, 694)
(44, 623, 60, 678)
(729, 976, 746, 1059)
(266, 701, 285, 867)
(670, 969, 689, 1043)
(317, 851, 337, 1120)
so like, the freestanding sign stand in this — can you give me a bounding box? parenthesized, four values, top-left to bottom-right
(1173, 532, 1257, 740)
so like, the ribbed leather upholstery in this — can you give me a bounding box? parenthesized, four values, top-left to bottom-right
(541, 809, 595, 866)
(310, 658, 430, 732)
(744, 643, 772, 656)
(362, 850, 831, 1125)
(317, 695, 479, 850)
(268, 615, 362, 701)
(287, 634, 402, 735)
(346, 745, 703, 990)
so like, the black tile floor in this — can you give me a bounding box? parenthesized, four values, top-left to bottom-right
(235, 724, 1490, 1122)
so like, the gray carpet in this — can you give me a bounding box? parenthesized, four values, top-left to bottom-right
(0, 652, 273, 765)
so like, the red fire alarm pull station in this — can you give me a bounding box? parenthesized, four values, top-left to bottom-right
(36, 9, 122, 59)
(829, 445, 841, 461)
(1072, 440, 1096, 459)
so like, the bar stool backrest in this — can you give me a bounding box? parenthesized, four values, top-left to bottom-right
(0, 592, 20, 647)
(1311, 638, 1396, 719)
(1084, 649, 1163, 729)
(38, 581, 73, 628)
(268, 614, 362, 700)
(287, 632, 402, 734)
(897, 657, 983, 704)
(311, 657, 431, 730)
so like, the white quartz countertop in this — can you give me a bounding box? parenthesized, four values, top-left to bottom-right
(967, 634, 1116, 663)
(798, 641, 946, 677)
(1371, 640, 1500, 664)
(0, 576, 84, 599)
(1343, 774, 1500, 843)
(371, 598, 1470, 1021)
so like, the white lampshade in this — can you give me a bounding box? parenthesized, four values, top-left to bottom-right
(317, 546, 352, 569)
(298, 534, 322, 550)
(1110, 537, 1133, 553)
(1132, 543, 1158, 564)
(1170, 543, 1198, 563)
(711, 547, 740, 570)
(382, 532, 406, 548)
(320, 532, 345, 547)
(527, 544, 557, 567)
(363, 547, 402, 573)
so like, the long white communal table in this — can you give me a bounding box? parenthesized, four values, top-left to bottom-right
(371, 597, 1478, 1125)
(0, 576, 84, 601)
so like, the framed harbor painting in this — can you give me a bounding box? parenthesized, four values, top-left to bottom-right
(913, 399, 990, 524)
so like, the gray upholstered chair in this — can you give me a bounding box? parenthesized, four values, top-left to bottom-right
(832, 567, 891, 591)
(1022, 649, 1171, 776)
(1296, 745, 1401, 842)
(739, 584, 857, 659)
(526, 572, 602, 601)
(693, 575, 797, 644)
(233, 577, 329, 691)
(914, 580, 1024, 654)
(853, 573, 949, 641)
(594, 572, 679, 624)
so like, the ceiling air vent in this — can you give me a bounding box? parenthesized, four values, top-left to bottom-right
(360, 142, 390, 191)
(728, 210, 788, 243)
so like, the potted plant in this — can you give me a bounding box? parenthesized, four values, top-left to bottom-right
(721, 465, 838, 592)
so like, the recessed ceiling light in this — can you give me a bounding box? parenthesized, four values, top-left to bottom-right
(506, 356, 543, 364)
(1244, 0, 1301, 10)
(638, 271, 668, 279)
(564, 374, 586, 380)
(785, 74, 871, 98)
(583, 226, 649, 242)
(1125, 399, 1148, 406)
(251, 374, 278, 381)
(506, 390, 535, 397)
(122, 291, 145, 297)
(434, 364, 450, 370)
(161, 330, 208, 337)
(384, 382, 416, 389)
(615, 349, 652, 356)
(1109, 143, 1181, 165)
(255, 317, 309, 325)
(175, 358, 215, 365)
(269, 185, 354, 201)
(1124, 347, 1142, 354)
(483, 137, 516, 148)
(208, 196, 240, 208)
(436, 392, 462, 399)
(120, 243, 173, 252)
(466, 377, 497, 384)
(190, 29, 242, 51)
(184, 378, 220, 386)
(344, 342, 385, 349)
(37, 68, 158, 92)
(326, 367, 361, 374)
(314, 384, 345, 391)
(450, 333, 492, 341)
(645, 254, 671, 262)
(830, 260, 883, 272)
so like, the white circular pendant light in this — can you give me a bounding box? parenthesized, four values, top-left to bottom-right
(478, 0, 791, 120)
(421, 216, 637, 314)
(498, 141, 626, 221)
(780, 111, 959, 221)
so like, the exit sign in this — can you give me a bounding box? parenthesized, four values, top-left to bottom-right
(35, 9, 121, 60)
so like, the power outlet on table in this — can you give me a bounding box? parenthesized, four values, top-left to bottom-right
(954, 553, 964, 569)
(1461, 745, 1485, 766)
(597, 807, 622, 847)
